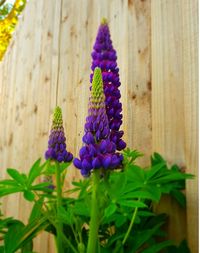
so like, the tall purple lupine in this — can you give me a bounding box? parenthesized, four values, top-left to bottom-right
(90, 19, 126, 151)
(45, 106, 73, 163)
(73, 68, 123, 177)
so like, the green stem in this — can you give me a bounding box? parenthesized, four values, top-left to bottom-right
(122, 206, 138, 245)
(56, 162, 63, 253)
(86, 170, 100, 253)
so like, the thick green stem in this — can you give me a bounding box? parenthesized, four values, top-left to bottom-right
(122, 206, 138, 245)
(87, 170, 100, 253)
(56, 162, 63, 253)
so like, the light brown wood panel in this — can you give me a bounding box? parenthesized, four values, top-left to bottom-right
(151, 0, 198, 251)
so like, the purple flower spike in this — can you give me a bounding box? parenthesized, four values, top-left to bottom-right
(45, 106, 73, 163)
(90, 19, 126, 151)
(73, 67, 123, 176)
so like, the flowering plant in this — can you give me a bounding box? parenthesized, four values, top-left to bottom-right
(0, 20, 193, 253)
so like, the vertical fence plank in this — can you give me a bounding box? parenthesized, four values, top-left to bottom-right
(127, 0, 151, 165)
(152, 0, 198, 250)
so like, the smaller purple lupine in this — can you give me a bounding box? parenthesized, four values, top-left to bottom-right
(45, 106, 73, 163)
(90, 18, 126, 151)
(73, 67, 123, 177)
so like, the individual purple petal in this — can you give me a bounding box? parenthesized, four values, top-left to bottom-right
(82, 132, 95, 144)
(92, 157, 101, 169)
(103, 156, 111, 169)
(81, 168, 90, 177)
(82, 159, 92, 171)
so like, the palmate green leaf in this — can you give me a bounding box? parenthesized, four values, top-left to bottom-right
(7, 168, 27, 186)
(29, 197, 44, 223)
(125, 165, 146, 184)
(4, 220, 25, 253)
(0, 179, 19, 186)
(142, 240, 173, 253)
(27, 159, 42, 186)
(118, 199, 147, 208)
(131, 222, 165, 251)
(149, 172, 194, 184)
(115, 215, 127, 227)
(143, 185, 161, 202)
(119, 190, 158, 202)
(104, 203, 117, 218)
(170, 189, 186, 207)
(151, 152, 166, 166)
(0, 185, 23, 198)
(6, 216, 49, 253)
(23, 190, 35, 202)
(74, 201, 90, 217)
(146, 162, 167, 180)
(30, 182, 53, 192)
(107, 172, 127, 198)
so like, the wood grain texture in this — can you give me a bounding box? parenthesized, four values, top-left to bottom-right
(151, 0, 198, 251)
(0, 0, 198, 252)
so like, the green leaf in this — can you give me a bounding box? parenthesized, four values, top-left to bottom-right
(104, 203, 117, 218)
(119, 191, 158, 202)
(170, 189, 186, 207)
(126, 165, 146, 184)
(4, 220, 25, 253)
(151, 152, 166, 166)
(118, 200, 147, 208)
(131, 222, 165, 251)
(27, 159, 42, 186)
(7, 168, 26, 186)
(8, 216, 49, 252)
(146, 162, 167, 180)
(30, 182, 53, 192)
(29, 198, 44, 223)
(142, 240, 173, 253)
(23, 190, 35, 202)
(115, 215, 127, 227)
(138, 211, 155, 217)
(0, 185, 23, 198)
(0, 179, 19, 186)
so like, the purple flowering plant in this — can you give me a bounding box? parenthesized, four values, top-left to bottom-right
(0, 20, 194, 253)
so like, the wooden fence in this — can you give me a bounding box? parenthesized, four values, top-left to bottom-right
(0, 0, 198, 252)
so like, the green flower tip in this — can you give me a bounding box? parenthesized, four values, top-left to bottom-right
(92, 67, 103, 98)
(53, 106, 63, 127)
(101, 17, 108, 25)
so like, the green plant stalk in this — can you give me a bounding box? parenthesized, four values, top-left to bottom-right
(56, 162, 63, 253)
(86, 169, 100, 253)
(122, 206, 139, 245)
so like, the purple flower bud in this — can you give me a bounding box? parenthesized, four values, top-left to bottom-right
(117, 140, 126, 151)
(82, 159, 92, 171)
(79, 146, 89, 159)
(92, 157, 101, 169)
(82, 132, 95, 144)
(81, 168, 90, 177)
(73, 158, 82, 170)
(103, 156, 111, 169)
